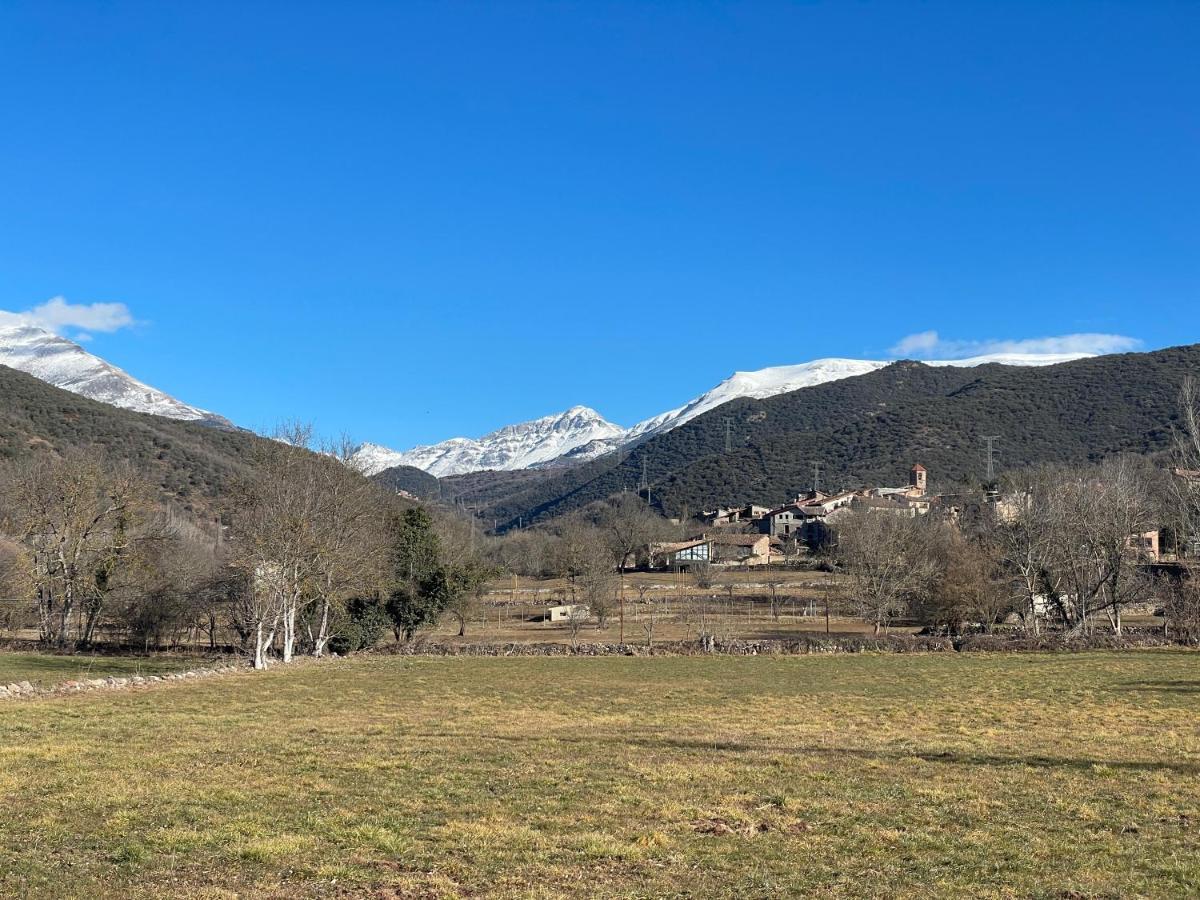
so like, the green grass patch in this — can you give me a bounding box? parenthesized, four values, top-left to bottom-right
(0, 651, 218, 688)
(0, 651, 1198, 897)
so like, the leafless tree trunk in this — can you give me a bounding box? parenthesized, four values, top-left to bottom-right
(835, 509, 937, 635)
(1046, 458, 1157, 636)
(601, 494, 672, 645)
(0, 451, 151, 650)
(562, 602, 589, 650)
(1169, 378, 1200, 561)
(765, 579, 786, 622)
(634, 583, 659, 648)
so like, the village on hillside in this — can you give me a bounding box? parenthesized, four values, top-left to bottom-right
(650, 463, 1200, 571)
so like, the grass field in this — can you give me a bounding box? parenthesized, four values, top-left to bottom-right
(0, 652, 216, 688)
(1, 651, 1198, 898)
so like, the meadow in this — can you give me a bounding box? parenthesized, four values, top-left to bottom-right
(0, 651, 216, 687)
(0, 650, 1197, 898)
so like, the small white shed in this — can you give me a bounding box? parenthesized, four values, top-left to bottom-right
(547, 604, 590, 623)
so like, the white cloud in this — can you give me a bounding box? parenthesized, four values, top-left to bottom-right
(889, 330, 1142, 360)
(890, 330, 942, 356)
(0, 296, 137, 336)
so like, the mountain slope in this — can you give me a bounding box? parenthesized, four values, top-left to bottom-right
(624, 352, 1090, 443)
(0, 363, 262, 514)
(367, 351, 1093, 477)
(442, 345, 1199, 529)
(352, 406, 626, 477)
(372, 464, 442, 501)
(0, 324, 230, 427)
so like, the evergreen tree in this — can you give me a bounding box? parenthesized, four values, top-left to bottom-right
(385, 507, 445, 641)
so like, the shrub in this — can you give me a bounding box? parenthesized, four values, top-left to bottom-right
(330, 596, 390, 654)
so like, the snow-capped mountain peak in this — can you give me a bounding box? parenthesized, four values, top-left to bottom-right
(359, 351, 1097, 479)
(0, 324, 230, 426)
(624, 358, 889, 442)
(350, 406, 627, 477)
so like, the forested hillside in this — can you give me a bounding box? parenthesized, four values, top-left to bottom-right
(10, 342, 1198, 530)
(372, 463, 442, 500)
(442, 345, 1200, 529)
(0, 364, 263, 514)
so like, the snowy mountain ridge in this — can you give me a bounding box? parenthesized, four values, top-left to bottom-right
(356, 351, 1094, 477)
(0, 324, 230, 427)
(351, 406, 626, 478)
(0, 324, 1094, 478)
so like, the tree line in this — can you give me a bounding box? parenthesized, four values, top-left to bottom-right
(836, 380, 1200, 639)
(2, 377, 1196, 655)
(0, 424, 491, 665)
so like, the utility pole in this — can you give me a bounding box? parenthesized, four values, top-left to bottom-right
(463, 504, 478, 551)
(723, 417, 733, 454)
(813, 461, 822, 495)
(984, 435, 1000, 482)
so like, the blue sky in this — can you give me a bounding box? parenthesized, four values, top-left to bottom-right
(1, 2, 1197, 448)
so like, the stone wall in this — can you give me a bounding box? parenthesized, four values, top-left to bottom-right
(0, 663, 244, 702)
(383, 629, 1180, 658)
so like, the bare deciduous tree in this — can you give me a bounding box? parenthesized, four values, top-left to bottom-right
(922, 526, 1012, 633)
(995, 470, 1063, 636)
(836, 509, 937, 636)
(691, 561, 716, 591)
(0, 450, 152, 649)
(636, 583, 660, 648)
(307, 437, 390, 657)
(1045, 458, 1157, 635)
(599, 494, 671, 643)
(577, 561, 617, 631)
(1163, 573, 1200, 643)
(1168, 377, 1200, 560)
(228, 426, 322, 666)
(565, 601, 590, 650)
(996, 460, 1158, 636)
(764, 578, 787, 622)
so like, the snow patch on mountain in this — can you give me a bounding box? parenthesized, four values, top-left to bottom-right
(359, 351, 1097, 478)
(625, 358, 890, 442)
(625, 352, 1092, 443)
(924, 351, 1092, 369)
(0, 324, 230, 426)
(351, 406, 626, 477)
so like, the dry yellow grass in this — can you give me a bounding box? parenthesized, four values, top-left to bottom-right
(0, 651, 1197, 898)
(0, 652, 215, 687)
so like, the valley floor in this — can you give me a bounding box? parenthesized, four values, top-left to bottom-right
(1, 651, 1197, 898)
(0, 651, 217, 688)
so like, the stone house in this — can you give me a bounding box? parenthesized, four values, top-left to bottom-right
(707, 533, 772, 566)
(703, 504, 772, 528)
(650, 533, 771, 568)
